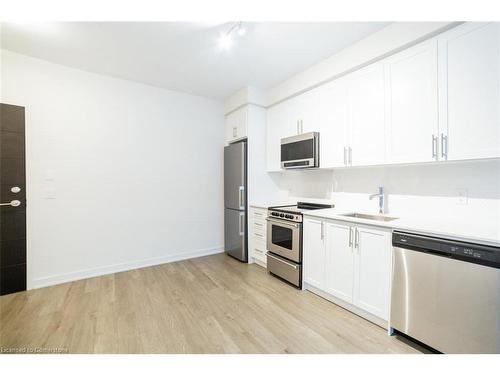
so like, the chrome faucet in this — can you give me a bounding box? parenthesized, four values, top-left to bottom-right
(369, 187, 385, 214)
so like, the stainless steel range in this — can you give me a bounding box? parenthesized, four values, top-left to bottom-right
(266, 202, 333, 288)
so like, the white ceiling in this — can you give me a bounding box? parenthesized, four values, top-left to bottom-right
(1, 22, 389, 100)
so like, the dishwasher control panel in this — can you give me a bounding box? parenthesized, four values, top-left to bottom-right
(393, 232, 500, 268)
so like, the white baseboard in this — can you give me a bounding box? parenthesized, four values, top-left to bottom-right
(31, 246, 224, 289)
(304, 283, 388, 329)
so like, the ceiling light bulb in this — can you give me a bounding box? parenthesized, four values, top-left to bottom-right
(218, 33, 233, 50)
(237, 27, 246, 36)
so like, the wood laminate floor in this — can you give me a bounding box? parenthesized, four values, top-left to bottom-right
(0, 253, 421, 354)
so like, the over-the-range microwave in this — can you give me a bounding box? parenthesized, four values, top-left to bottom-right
(280, 132, 319, 169)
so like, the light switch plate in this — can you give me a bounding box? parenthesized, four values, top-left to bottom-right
(456, 188, 468, 205)
(44, 188, 56, 199)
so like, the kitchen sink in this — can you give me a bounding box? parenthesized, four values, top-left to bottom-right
(341, 212, 398, 222)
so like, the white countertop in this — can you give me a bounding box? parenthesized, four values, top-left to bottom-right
(303, 208, 500, 247)
(249, 201, 295, 209)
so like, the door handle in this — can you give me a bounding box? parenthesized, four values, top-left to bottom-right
(239, 212, 245, 236)
(320, 222, 324, 240)
(432, 135, 438, 159)
(354, 228, 359, 250)
(348, 227, 353, 247)
(348, 147, 352, 165)
(0, 200, 21, 207)
(441, 133, 448, 159)
(238, 186, 245, 209)
(266, 252, 298, 269)
(232, 127, 237, 138)
(343, 147, 347, 166)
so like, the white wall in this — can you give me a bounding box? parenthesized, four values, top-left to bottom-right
(274, 160, 500, 223)
(1, 50, 225, 289)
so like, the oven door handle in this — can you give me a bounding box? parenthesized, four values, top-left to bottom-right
(266, 218, 301, 228)
(266, 252, 298, 269)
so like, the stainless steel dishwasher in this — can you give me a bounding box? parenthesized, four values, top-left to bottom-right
(390, 231, 500, 353)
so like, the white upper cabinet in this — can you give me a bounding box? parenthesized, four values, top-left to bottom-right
(324, 221, 354, 303)
(265, 22, 500, 170)
(438, 22, 500, 161)
(303, 217, 325, 289)
(295, 89, 321, 134)
(347, 62, 386, 166)
(266, 101, 290, 171)
(225, 106, 247, 143)
(353, 225, 391, 320)
(266, 90, 322, 171)
(319, 78, 350, 168)
(385, 39, 439, 163)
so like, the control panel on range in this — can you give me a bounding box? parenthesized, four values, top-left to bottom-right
(269, 212, 300, 221)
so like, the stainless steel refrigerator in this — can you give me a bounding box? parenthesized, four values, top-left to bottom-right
(224, 141, 247, 262)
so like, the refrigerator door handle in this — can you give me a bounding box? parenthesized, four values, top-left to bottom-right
(239, 212, 245, 235)
(238, 186, 245, 210)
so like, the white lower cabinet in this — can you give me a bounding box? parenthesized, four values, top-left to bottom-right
(249, 207, 268, 266)
(304, 217, 392, 323)
(303, 218, 325, 289)
(353, 225, 392, 320)
(324, 222, 354, 302)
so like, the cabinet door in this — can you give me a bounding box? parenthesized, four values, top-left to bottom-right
(385, 39, 439, 163)
(303, 218, 325, 289)
(347, 62, 386, 166)
(296, 89, 321, 134)
(353, 226, 391, 320)
(319, 78, 350, 168)
(225, 111, 238, 143)
(324, 221, 354, 303)
(236, 106, 248, 140)
(266, 102, 288, 171)
(438, 22, 500, 161)
(225, 107, 247, 143)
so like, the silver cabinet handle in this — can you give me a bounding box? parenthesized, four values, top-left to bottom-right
(0, 200, 21, 207)
(296, 120, 300, 135)
(320, 221, 324, 240)
(233, 127, 237, 138)
(441, 133, 448, 159)
(343, 147, 347, 166)
(266, 252, 298, 269)
(239, 212, 245, 236)
(348, 226, 353, 247)
(238, 186, 245, 209)
(354, 228, 359, 249)
(348, 147, 352, 165)
(300, 120, 303, 134)
(432, 135, 438, 159)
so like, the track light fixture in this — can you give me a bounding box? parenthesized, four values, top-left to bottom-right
(218, 22, 246, 50)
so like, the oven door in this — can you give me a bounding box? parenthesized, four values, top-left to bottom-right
(266, 218, 302, 263)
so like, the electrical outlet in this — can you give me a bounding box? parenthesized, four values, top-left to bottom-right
(456, 188, 468, 205)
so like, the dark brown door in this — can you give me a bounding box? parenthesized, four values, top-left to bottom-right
(0, 103, 26, 295)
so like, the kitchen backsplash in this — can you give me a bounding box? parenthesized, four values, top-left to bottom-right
(273, 159, 500, 221)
